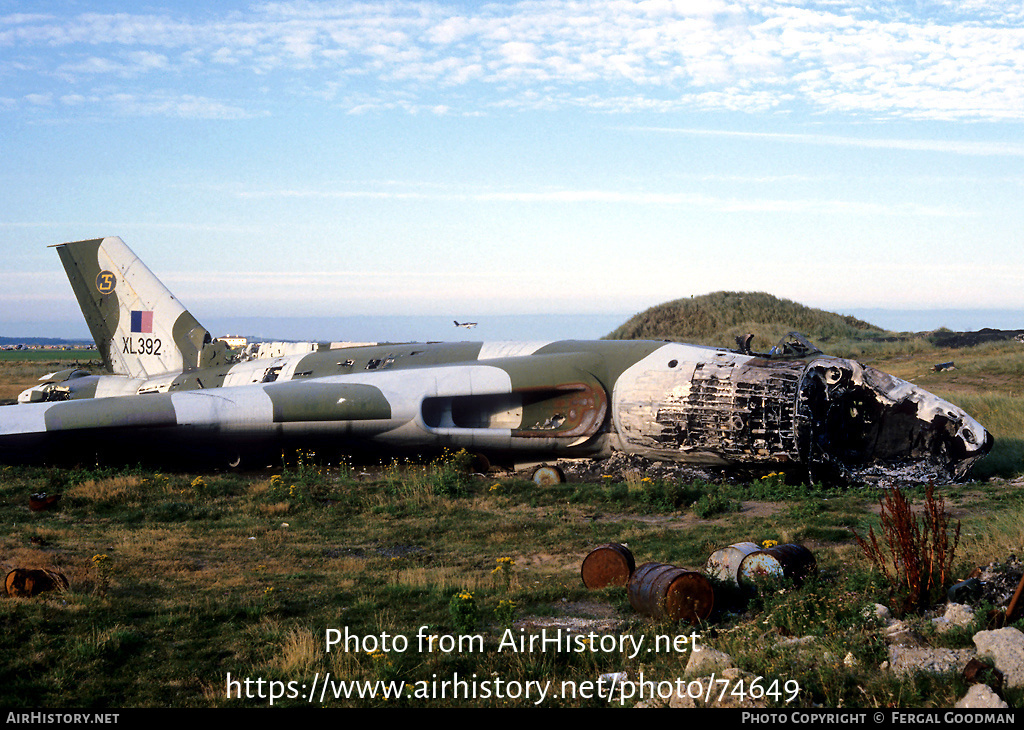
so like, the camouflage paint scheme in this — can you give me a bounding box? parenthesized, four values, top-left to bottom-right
(0, 238, 992, 481)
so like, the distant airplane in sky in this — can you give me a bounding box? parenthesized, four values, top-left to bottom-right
(454, 321, 477, 329)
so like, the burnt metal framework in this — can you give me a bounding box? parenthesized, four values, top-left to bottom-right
(653, 358, 805, 463)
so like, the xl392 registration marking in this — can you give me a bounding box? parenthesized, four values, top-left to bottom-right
(122, 337, 162, 356)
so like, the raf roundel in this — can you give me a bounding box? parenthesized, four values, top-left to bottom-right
(95, 270, 116, 295)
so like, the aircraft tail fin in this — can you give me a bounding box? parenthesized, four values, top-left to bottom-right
(55, 237, 228, 378)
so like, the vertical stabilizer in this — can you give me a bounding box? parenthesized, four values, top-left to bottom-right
(55, 237, 224, 378)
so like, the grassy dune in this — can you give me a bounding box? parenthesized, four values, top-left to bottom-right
(605, 291, 888, 349)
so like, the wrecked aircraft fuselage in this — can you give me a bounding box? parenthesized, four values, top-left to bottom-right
(3, 337, 991, 484)
(0, 237, 992, 484)
(612, 341, 991, 483)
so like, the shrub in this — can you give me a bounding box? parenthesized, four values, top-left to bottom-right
(430, 449, 473, 497)
(852, 484, 960, 615)
(693, 489, 739, 519)
(448, 591, 478, 634)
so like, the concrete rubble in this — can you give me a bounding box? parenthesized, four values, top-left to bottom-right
(620, 597, 1020, 709)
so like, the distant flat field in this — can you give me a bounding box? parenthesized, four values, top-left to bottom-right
(0, 349, 98, 362)
(0, 352, 103, 401)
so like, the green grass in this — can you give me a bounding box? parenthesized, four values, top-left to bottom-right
(0, 349, 98, 362)
(4, 455, 1023, 709)
(2, 320, 1024, 708)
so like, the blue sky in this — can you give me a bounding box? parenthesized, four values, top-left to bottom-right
(2, 0, 1023, 337)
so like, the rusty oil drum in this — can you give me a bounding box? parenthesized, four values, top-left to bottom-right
(628, 562, 714, 623)
(738, 544, 817, 586)
(705, 542, 761, 586)
(5, 568, 69, 597)
(581, 543, 636, 589)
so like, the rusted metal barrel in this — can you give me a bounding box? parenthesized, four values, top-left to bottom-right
(705, 542, 761, 586)
(5, 568, 69, 597)
(29, 492, 61, 512)
(628, 562, 714, 623)
(738, 544, 817, 586)
(581, 543, 635, 589)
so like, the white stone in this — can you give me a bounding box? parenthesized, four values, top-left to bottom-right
(955, 684, 1008, 709)
(684, 647, 735, 678)
(974, 627, 1024, 689)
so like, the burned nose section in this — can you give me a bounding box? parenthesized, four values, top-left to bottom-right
(796, 358, 993, 483)
(611, 341, 991, 485)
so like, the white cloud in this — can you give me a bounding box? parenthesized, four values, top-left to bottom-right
(1, 1, 1021, 120)
(100, 92, 261, 119)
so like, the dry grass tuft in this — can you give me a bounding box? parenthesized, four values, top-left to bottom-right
(258, 502, 291, 517)
(394, 566, 487, 592)
(273, 627, 325, 674)
(68, 476, 150, 503)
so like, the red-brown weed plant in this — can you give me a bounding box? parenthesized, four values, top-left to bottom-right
(852, 483, 961, 615)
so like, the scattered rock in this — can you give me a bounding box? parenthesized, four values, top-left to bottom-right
(955, 683, 1008, 709)
(850, 461, 952, 489)
(545, 450, 963, 489)
(887, 645, 976, 676)
(776, 635, 818, 649)
(932, 603, 975, 633)
(866, 603, 892, 622)
(884, 619, 925, 647)
(515, 615, 622, 634)
(974, 627, 1024, 688)
(551, 452, 733, 485)
(684, 647, 736, 678)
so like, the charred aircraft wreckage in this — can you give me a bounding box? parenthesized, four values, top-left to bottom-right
(1, 237, 992, 484)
